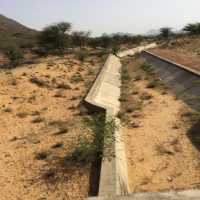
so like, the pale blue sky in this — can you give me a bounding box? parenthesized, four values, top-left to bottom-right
(0, 0, 200, 36)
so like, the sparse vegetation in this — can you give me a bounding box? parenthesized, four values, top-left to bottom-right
(75, 49, 88, 62)
(56, 82, 71, 89)
(146, 79, 161, 88)
(6, 47, 24, 67)
(140, 92, 153, 101)
(140, 62, 154, 75)
(35, 151, 50, 160)
(2, 107, 12, 112)
(16, 112, 28, 118)
(31, 116, 44, 123)
(72, 114, 118, 162)
(29, 76, 49, 88)
(70, 73, 84, 83)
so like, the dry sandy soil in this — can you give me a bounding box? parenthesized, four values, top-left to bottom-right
(149, 36, 200, 72)
(0, 53, 103, 200)
(150, 48, 200, 72)
(120, 57, 200, 193)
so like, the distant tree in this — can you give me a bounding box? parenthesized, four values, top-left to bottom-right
(99, 34, 112, 48)
(88, 37, 100, 49)
(183, 23, 200, 35)
(159, 27, 173, 39)
(38, 22, 71, 53)
(71, 31, 90, 48)
(132, 35, 144, 44)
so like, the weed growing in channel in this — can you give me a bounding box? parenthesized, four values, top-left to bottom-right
(71, 114, 118, 162)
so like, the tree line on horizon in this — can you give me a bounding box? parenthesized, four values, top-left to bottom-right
(36, 21, 200, 53)
(3, 21, 200, 67)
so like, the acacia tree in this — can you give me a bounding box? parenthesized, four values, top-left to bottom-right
(38, 22, 71, 53)
(71, 31, 90, 48)
(183, 23, 200, 35)
(159, 27, 173, 39)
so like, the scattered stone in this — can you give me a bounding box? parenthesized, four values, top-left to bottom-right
(131, 122, 140, 128)
(167, 176, 173, 182)
(51, 142, 63, 149)
(31, 116, 44, 123)
(132, 111, 141, 118)
(138, 157, 144, 162)
(10, 136, 18, 142)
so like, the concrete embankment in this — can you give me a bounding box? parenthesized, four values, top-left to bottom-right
(141, 50, 200, 111)
(85, 53, 129, 196)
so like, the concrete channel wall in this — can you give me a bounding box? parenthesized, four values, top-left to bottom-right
(85, 54, 130, 197)
(85, 44, 158, 200)
(118, 43, 157, 58)
(141, 50, 200, 111)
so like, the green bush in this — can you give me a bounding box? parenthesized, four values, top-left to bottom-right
(6, 48, 24, 67)
(140, 62, 154, 74)
(112, 43, 120, 55)
(72, 114, 118, 162)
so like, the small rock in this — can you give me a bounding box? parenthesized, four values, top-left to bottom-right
(10, 136, 18, 142)
(167, 176, 173, 182)
(131, 122, 140, 128)
(132, 111, 141, 118)
(138, 157, 144, 162)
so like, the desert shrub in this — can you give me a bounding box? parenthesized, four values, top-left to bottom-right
(146, 79, 162, 88)
(87, 68, 95, 75)
(48, 120, 69, 135)
(140, 62, 154, 74)
(30, 77, 49, 87)
(75, 50, 88, 62)
(70, 74, 83, 83)
(121, 68, 131, 81)
(182, 111, 200, 122)
(6, 47, 24, 67)
(2, 107, 12, 112)
(140, 92, 153, 100)
(72, 114, 118, 162)
(35, 151, 50, 160)
(16, 112, 28, 118)
(56, 82, 71, 89)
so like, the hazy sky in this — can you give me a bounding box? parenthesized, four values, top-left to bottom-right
(0, 0, 200, 36)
